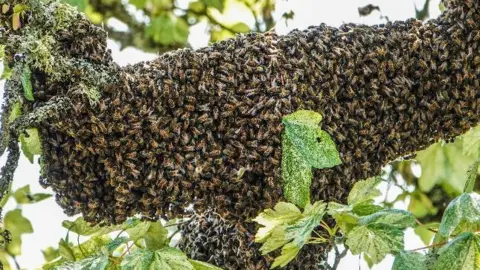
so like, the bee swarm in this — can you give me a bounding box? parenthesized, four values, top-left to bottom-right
(1, 0, 479, 268)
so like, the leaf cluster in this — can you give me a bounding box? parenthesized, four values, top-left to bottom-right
(42, 217, 222, 270)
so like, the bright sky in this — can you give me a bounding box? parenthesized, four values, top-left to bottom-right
(0, 0, 442, 269)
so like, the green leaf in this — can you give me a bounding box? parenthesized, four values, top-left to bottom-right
(146, 15, 189, 45)
(413, 223, 439, 246)
(346, 223, 404, 265)
(282, 110, 341, 169)
(231, 22, 250, 33)
(4, 209, 33, 255)
(106, 237, 129, 252)
(436, 193, 480, 243)
(1, 61, 11, 79)
(464, 160, 480, 193)
(347, 177, 381, 205)
(62, 0, 87, 12)
(433, 232, 480, 270)
(57, 255, 109, 270)
(327, 202, 359, 234)
(62, 217, 122, 236)
(188, 259, 223, 270)
(392, 251, 427, 270)
(359, 209, 416, 229)
(73, 235, 112, 260)
(42, 246, 60, 262)
(363, 253, 375, 269)
(144, 222, 169, 250)
(8, 102, 21, 124)
(351, 201, 384, 216)
(19, 128, 42, 163)
(282, 135, 312, 207)
(463, 126, 480, 157)
(129, 0, 147, 9)
(121, 247, 194, 270)
(408, 191, 438, 218)
(13, 185, 52, 204)
(188, 1, 205, 13)
(21, 66, 34, 101)
(416, 140, 478, 194)
(253, 202, 302, 242)
(271, 242, 300, 269)
(255, 201, 326, 268)
(59, 239, 75, 261)
(281, 110, 341, 207)
(202, 0, 223, 11)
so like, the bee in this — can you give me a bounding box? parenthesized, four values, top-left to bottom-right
(159, 129, 171, 140)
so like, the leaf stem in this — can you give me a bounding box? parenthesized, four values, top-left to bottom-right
(408, 240, 448, 252)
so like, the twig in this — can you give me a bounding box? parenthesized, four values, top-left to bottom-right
(409, 240, 448, 252)
(11, 255, 20, 270)
(331, 244, 348, 270)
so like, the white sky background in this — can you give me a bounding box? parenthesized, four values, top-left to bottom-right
(0, 0, 443, 269)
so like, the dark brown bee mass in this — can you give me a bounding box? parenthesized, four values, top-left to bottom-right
(1, 0, 479, 268)
(36, 0, 479, 225)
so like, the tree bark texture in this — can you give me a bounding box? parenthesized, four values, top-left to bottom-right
(1, 0, 479, 268)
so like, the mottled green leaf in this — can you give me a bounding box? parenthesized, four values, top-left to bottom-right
(188, 259, 223, 270)
(253, 202, 302, 242)
(282, 134, 312, 207)
(359, 209, 416, 229)
(4, 209, 33, 255)
(436, 193, 480, 243)
(62, 0, 87, 12)
(106, 237, 129, 252)
(392, 251, 427, 270)
(19, 128, 42, 163)
(347, 177, 381, 205)
(121, 247, 194, 270)
(57, 255, 109, 270)
(464, 160, 480, 193)
(433, 232, 480, 270)
(346, 223, 404, 264)
(283, 110, 341, 169)
(21, 66, 34, 101)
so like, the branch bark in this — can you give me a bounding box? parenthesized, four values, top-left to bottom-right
(1, 3, 479, 268)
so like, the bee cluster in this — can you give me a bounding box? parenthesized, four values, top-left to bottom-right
(178, 210, 326, 269)
(35, 0, 479, 225)
(1, 0, 479, 268)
